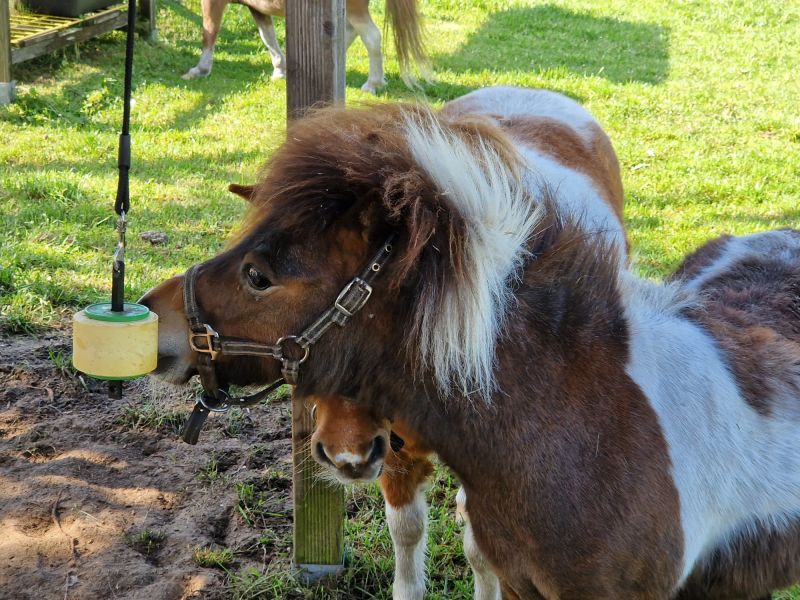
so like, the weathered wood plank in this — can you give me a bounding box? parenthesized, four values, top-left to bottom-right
(286, 0, 346, 120)
(11, 11, 127, 64)
(138, 0, 156, 42)
(285, 0, 347, 580)
(0, 0, 15, 104)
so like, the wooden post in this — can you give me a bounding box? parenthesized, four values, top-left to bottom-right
(138, 0, 157, 42)
(285, 0, 346, 583)
(0, 0, 15, 105)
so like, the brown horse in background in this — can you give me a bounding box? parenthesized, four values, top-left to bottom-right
(182, 0, 428, 93)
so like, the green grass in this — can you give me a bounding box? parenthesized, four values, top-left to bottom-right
(126, 528, 166, 557)
(2, 0, 799, 597)
(114, 397, 188, 433)
(193, 545, 235, 569)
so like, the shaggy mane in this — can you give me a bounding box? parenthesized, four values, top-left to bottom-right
(230, 103, 543, 402)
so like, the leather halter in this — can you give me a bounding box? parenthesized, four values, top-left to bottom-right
(179, 237, 394, 444)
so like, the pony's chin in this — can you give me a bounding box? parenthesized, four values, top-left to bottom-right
(150, 355, 194, 385)
(330, 463, 384, 485)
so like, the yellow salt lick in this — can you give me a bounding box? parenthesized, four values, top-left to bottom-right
(72, 303, 158, 379)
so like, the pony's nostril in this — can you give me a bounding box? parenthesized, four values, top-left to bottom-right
(367, 435, 386, 465)
(315, 442, 334, 466)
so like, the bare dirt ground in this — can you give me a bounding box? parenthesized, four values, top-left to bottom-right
(0, 331, 296, 600)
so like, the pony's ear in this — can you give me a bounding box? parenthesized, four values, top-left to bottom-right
(228, 183, 257, 202)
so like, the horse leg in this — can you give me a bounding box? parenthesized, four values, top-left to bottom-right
(247, 9, 286, 81)
(183, 0, 227, 79)
(345, 1, 385, 93)
(345, 21, 358, 49)
(380, 450, 433, 600)
(456, 487, 502, 600)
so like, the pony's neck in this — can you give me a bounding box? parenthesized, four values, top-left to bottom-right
(385, 221, 633, 485)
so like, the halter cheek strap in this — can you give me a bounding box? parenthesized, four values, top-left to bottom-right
(179, 237, 394, 444)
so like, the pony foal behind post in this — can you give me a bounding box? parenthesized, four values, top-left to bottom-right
(141, 86, 640, 598)
(183, 0, 428, 93)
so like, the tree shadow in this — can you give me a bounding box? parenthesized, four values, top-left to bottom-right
(437, 5, 670, 85)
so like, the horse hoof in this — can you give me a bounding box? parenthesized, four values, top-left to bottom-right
(271, 69, 286, 81)
(360, 79, 385, 94)
(182, 67, 209, 80)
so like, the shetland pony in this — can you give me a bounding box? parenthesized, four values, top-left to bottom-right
(139, 87, 800, 597)
(297, 86, 628, 599)
(143, 86, 627, 599)
(182, 0, 427, 93)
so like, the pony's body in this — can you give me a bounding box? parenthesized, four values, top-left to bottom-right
(306, 87, 627, 599)
(142, 86, 800, 598)
(184, 0, 426, 93)
(624, 233, 800, 587)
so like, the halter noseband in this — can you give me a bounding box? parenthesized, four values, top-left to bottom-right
(179, 237, 394, 444)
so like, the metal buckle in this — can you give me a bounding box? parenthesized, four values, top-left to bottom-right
(334, 277, 373, 317)
(189, 324, 221, 360)
(275, 335, 311, 363)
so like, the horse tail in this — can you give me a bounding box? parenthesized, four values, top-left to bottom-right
(384, 0, 430, 85)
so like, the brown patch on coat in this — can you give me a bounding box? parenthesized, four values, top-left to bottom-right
(675, 231, 800, 416)
(676, 517, 800, 599)
(379, 444, 433, 508)
(684, 308, 800, 417)
(414, 214, 684, 599)
(668, 234, 731, 283)
(499, 117, 624, 223)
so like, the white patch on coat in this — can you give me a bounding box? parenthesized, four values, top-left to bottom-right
(386, 487, 428, 600)
(519, 146, 626, 259)
(683, 230, 800, 292)
(348, 12, 385, 93)
(183, 47, 214, 80)
(621, 270, 800, 585)
(447, 86, 598, 141)
(250, 13, 286, 80)
(456, 486, 501, 600)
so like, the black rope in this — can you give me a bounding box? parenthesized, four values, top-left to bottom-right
(114, 0, 136, 216)
(109, 0, 137, 399)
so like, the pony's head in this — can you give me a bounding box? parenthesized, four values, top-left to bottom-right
(140, 103, 541, 407)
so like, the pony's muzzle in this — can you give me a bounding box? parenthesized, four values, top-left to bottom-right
(312, 434, 388, 482)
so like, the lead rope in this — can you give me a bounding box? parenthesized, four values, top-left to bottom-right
(108, 0, 137, 399)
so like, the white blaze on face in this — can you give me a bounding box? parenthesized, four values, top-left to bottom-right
(332, 451, 369, 466)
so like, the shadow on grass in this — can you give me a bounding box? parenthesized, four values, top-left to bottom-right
(3, 1, 284, 132)
(437, 5, 670, 85)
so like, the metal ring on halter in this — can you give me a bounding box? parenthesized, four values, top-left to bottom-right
(310, 403, 317, 422)
(276, 335, 311, 364)
(197, 390, 231, 413)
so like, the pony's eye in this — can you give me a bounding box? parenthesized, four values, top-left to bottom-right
(245, 264, 271, 290)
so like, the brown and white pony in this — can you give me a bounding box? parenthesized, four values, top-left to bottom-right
(182, 0, 427, 93)
(298, 86, 627, 599)
(144, 86, 627, 599)
(141, 86, 800, 598)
